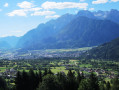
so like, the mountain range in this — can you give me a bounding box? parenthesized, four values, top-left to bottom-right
(1, 9, 119, 50)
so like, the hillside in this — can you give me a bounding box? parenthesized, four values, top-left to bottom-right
(85, 37, 119, 60)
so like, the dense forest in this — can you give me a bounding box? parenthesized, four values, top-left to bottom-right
(83, 37, 119, 60)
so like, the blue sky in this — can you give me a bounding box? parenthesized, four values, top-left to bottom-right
(0, 0, 119, 37)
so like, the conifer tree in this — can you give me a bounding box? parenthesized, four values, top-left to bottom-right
(111, 77, 119, 90)
(47, 68, 53, 75)
(77, 71, 82, 84)
(15, 71, 22, 90)
(67, 70, 78, 90)
(78, 79, 90, 90)
(89, 72, 99, 90)
(43, 68, 48, 76)
(57, 72, 67, 90)
(21, 70, 30, 90)
(38, 74, 61, 90)
(106, 81, 111, 90)
(29, 69, 37, 90)
(0, 77, 7, 90)
(38, 69, 42, 83)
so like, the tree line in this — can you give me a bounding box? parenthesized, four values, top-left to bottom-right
(0, 69, 119, 90)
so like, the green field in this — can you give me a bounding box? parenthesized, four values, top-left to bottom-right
(50, 67, 68, 74)
(79, 64, 92, 68)
(0, 67, 8, 72)
(32, 47, 92, 53)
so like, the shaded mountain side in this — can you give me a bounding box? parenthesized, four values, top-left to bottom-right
(16, 14, 75, 48)
(21, 16, 119, 50)
(84, 37, 119, 60)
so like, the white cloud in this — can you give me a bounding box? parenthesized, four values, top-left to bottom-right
(17, 1, 34, 9)
(28, 7, 42, 11)
(89, 8, 94, 11)
(92, 0, 108, 4)
(7, 1, 42, 17)
(41, 1, 88, 10)
(111, 0, 119, 2)
(45, 15, 60, 19)
(31, 11, 56, 16)
(4, 3, 9, 7)
(7, 9, 27, 16)
(80, 0, 85, 2)
(21, 7, 42, 12)
(7, 7, 42, 17)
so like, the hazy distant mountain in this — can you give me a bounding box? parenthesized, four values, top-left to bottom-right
(75, 9, 119, 24)
(94, 9, 119, 24)
(16, 9, 119, 50)
(85, 37, 119, 60)
(0, 41, 11, 49)
(0, 36, 20, 48)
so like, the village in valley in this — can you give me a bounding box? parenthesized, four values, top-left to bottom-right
(0, 58, 118, 86)
(0, 47, 91, 60)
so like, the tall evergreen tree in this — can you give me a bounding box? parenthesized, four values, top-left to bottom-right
(78, 79, 90, 90)
(99, 81, 106, 90)
(29, 69, 37, 90)
(0, 77, 7, 90)
(43, 68, 48, 76)
(21, 70, 30, 90)
(76, 71, 82, 84)
(66, 70, 78, 90)
(89, 72, 99, 90)
(38, 69, 42, 83)
(47, 68, 53, 75)
(37, 74, 61, 90)
(15, 71, 22, 90)
(106, 81, 111, 90)
(111, 77, 119, 90)
(57, 72, 67, 90)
